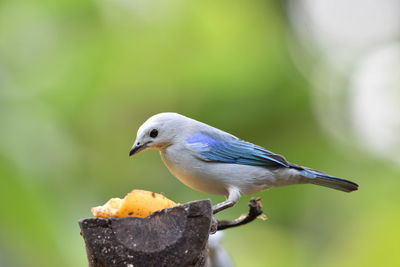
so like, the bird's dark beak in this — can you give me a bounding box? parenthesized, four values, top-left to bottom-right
(129, 145, 142, 156)
(129, 141, 150, 156)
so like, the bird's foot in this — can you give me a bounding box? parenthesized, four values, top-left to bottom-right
(212, 200, 236, 214)
(216, 197, 264, 231)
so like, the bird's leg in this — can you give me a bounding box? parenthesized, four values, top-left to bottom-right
(212, 188, 241, 214)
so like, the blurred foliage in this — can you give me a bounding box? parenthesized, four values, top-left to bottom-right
(0, 0, 399, 266)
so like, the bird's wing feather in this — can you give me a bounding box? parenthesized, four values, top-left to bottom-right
(186, 132, 289, 167)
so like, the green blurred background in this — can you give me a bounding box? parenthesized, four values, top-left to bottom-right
(1, 0, 399, 266)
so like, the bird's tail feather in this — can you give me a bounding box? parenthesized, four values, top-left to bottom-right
(299, 169, 358, 192)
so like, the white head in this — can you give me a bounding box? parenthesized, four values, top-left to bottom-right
(129, 112, 191, 156)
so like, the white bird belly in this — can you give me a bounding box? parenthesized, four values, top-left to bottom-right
(161, 150, 229, 195)
(160, 147, 295, 196)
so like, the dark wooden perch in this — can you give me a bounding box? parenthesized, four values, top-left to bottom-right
(79, 198, 264, 267)
(217, 197, 263, 231)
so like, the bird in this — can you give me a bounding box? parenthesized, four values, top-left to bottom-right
(129, 112, 358, 214)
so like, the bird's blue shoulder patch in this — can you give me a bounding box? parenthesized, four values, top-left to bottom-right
(186, 132, 289, 167)
(186, 132, 221, 148)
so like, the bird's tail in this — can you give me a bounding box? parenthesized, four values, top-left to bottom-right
(299, 168, 358, 192)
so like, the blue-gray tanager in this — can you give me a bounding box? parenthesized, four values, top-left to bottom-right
(129, 113, 358, 213)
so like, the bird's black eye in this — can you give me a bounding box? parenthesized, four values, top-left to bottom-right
(149, 129, 158, 138)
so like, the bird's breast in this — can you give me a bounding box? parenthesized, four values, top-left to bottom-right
(160, 147, 229, 196)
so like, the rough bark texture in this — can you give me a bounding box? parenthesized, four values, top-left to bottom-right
(79, 200, 213, 267)
(79, 198, 264, 267)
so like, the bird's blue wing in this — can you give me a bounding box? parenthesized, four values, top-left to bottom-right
(186, 132, 289, 167)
